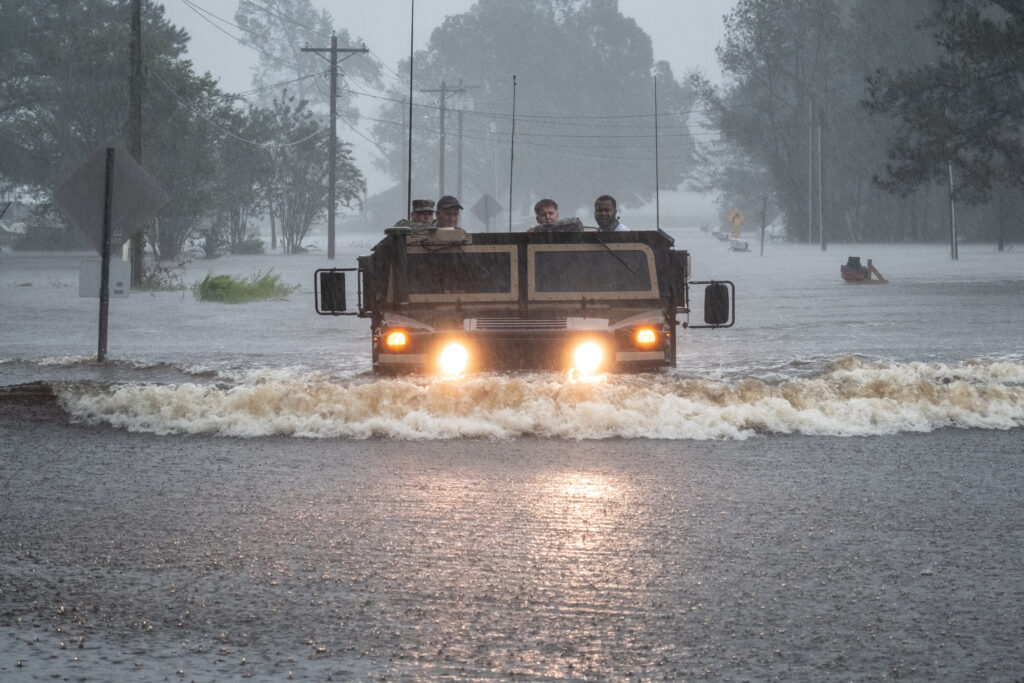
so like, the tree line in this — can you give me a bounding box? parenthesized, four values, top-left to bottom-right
(0, 0, 365, 260)
(2, 0, 1019, 256)
(692, 0, 1023, 246)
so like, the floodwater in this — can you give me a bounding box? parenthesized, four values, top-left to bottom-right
(2, 228, 1023, 680)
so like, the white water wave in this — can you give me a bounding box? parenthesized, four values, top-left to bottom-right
(53, 357, 1024, 440)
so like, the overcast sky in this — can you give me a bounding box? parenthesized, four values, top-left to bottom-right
(159, 0, 736, 202)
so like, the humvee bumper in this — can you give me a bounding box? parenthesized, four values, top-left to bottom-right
(373, 325, 672, 375)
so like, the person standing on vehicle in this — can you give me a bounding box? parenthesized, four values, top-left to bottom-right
(392, 199, 435, 229)
(435, 195, 463, 228)
(594, 195, 630, 232)
(528, 198, 559, 232)
(410, 199, 435, 226)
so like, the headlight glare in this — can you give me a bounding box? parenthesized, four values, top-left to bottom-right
(439, 343, 469, 375)
(573, 341, 604, 375)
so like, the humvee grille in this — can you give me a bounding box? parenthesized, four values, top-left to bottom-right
(469, 318, 567, 331)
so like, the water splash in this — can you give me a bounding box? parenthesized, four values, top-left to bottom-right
(52, 357, 1024, 440)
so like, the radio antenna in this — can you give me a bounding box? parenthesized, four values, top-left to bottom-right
(405, 0, 414, 219)
(508, 75, 516, 232)
(654, 76, 660, 231)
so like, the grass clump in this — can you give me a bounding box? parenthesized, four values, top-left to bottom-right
(193, 269, 298, 303)
(137, 260, 188, 292)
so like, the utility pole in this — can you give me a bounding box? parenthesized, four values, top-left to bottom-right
(807, 99, 813, 246)
(817, 122, 825, 251)
(948, 161, 959, 260)
(129, 0, 144, 286)
(422, 80, 475, 198)
(455, 78, 480, 201)
(302, 35, 368, 260)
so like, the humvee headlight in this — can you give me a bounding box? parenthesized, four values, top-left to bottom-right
(573, 342, 603, 375)
(635, 327, 658, 347)
(439, 343, 469, 375)
(384, 330, 408, 350)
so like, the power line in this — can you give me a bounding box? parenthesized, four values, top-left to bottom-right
(150, 67, 327, 148)
(180, 0, 285, 44)
(237, 0, 331, 38)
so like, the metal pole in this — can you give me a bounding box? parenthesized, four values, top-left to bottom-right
(457, 78, 464, 201)
(129, 0, 144, 285)
(948, 161, 958, 260)
(438, 80, 446, 197)
(654, 77, 660, 231)
(508, 75, 516, 233)
(327, 33, 337, 260)
(300, 39, 367, 253)
(817, 123, 825, 251)
(808, 99, 813, 245)
(406, 0, 414, 220)
(98, 148, 115, 362)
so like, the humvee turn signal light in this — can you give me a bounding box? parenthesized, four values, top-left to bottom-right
(634, 327, 658, 347)
(384, 330, 408, 349)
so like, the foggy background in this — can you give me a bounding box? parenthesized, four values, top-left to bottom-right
(160, 0, 730, 221)
(2, 0, 1021, 259)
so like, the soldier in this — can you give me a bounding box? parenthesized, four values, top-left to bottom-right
(533, 198, 558, 226)
(435, 195, 463, 228)
(529, 198, 582, 232)
(594, 195, 630, 232)
(393, 198, 435, 229)
(410, 198, 435, 226)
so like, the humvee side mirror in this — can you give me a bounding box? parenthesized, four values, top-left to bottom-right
(687, 280, 735, 328)
(704, 283, 731, 325)
(315, 268, 358, 315)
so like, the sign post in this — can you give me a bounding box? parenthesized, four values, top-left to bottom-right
(98, 148, 115, 361)
(55, 139, 168, 362)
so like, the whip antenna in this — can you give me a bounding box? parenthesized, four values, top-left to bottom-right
(508, 74, 516, 232)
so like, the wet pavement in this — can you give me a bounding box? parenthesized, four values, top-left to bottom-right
(2, 398, 1022, 680)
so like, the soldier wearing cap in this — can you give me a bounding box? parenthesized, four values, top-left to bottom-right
(392, 198, 435, 229)
(435, 195, 463, 228)
(410, 198, 435, 226)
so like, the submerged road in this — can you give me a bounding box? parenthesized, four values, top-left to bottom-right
(1, 390, 1022, 681)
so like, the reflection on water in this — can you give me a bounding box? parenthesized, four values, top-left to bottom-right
(367, 465, 656, 677)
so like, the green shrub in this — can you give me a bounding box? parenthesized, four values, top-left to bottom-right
(193, 269, 298, 303)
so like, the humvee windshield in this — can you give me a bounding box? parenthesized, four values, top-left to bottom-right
(534, 248, 652, 293)
(407, 250, 512, 294)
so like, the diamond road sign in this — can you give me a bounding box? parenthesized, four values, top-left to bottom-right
(54, 138, 168, 255)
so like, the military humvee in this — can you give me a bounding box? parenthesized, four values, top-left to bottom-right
(315, 226, 734, 375)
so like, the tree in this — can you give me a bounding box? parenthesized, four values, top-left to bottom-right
(144, 58, 241, 259)
(211, 105, 276, 254)
(233, 0, 379, 118)
(0, 0, 188, 194)
(690, 0, 847, 239)
(371, 0, 697, 223)
(691, 0, 952, 242)
(865, 1, 1024, 202)
(265, 94, 363, 253)
(0, 0, 243, 258)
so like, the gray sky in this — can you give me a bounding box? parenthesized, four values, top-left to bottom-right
(160, 0, 735, 202)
